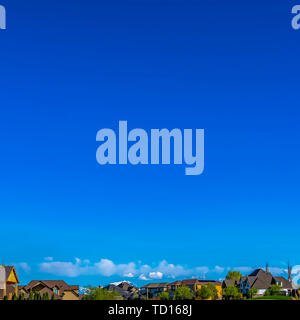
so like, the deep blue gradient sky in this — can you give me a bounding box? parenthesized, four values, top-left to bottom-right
(0, 0, 299, 286)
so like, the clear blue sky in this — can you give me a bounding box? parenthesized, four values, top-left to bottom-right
(0, 0, 299, 286)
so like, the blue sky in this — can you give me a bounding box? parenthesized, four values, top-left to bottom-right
(0, 0, 299, 286)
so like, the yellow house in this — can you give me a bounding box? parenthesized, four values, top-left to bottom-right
(195, 280, 222, 300)
(0, 265, 19, 300)
(168, 279, 222, 300)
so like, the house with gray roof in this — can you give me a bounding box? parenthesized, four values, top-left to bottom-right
(239, 267, 293, 296)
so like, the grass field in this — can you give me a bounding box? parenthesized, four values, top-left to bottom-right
(249, 296, 293, 300)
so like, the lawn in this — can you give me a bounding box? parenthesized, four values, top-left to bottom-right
(249, 296, 293, 300)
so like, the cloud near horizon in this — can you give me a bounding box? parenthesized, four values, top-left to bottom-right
(37, 258, 289, 281)
(38, 258, 217, 280)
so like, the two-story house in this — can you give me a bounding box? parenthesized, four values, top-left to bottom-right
(0, 265, 19, 300)
(19, 280, 80, 300)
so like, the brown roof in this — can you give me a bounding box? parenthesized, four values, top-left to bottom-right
(169, 279, 199, 286)
(23, 280, 78, 292)
(169, 279, 222, 286)
(21, 280, 79, 299)
(142, 282, 169, 289)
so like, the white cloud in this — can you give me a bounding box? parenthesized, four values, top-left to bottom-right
(38, 257, 289, 282)
(214, 265, 225, 274)
(39, 258, 202, 279)
(16, 262, 31, 273)
(124, 273, 134, 278)
(139, 274, 149, 281)
(149, 272, 163, 279)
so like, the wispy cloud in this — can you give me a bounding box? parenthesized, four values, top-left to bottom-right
(16, 262, 31, 274)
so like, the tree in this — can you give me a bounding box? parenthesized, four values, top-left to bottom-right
(42, 292, 49, 300)
(19, 293, 25, 300)
(269, 284, 282, 296)
(3, 295, 8, 300)
(174, 286, 194, 300)
(159, 291, 170, 300)
(28, 290, 34, 300)
(223, 285, 241, 300)
(225, 271, 242, 281)
(207, 283, 218, 300)
(83, 287, 123, 300)
(248, 287, 258, 299)
(51, 293, 55, 300)
(12, 293, 18, 300)
(196, 285, 211, 300)
(34, 292, 41, 300)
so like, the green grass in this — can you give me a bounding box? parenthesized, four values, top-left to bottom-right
(249, 296, 293, 300)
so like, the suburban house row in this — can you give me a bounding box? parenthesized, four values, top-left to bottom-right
(0, 264, 298, 300)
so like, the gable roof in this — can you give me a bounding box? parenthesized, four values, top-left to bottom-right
(241, 269, 292, 290)
(21, 280, 79, 299)
(4, 266, 19, 284)
(272, 277, 293, 289)
(103, 284, 133, 299)
(222, 279, 236, 288)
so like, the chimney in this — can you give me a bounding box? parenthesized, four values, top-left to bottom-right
(266, 263, 269, 273)
(288, 262, 292, 282)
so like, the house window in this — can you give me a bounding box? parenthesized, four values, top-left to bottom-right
(54, 289, 58, 294)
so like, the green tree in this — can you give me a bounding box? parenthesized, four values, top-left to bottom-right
(51, 293, 55, 300)
(12, 293, 18, 300)
(225, 271, 242, 281)
(159, 291, 170, 300)
(28, 290, 34, 300)
(174, 286, 194, 300)
(223, 285, 241, 300)
(19, 293, 25, 300)
(42, 292, 49, 300)
(196, 285, 211, 300)
(34, 292, 41, 300)
(207, 283, 218, 300)
(248, 287, 258, 299)
(269, 284, 282, 296)
(83, 287, 123, 300)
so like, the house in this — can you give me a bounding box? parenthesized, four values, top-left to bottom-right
(168, 279, 199, 296)
(141, 282, 169, 299)
(196, 280, 222, 299)
(102, 284, 129, 300)
(103, 282, 139, 300)
(117, 281, 139, 295)
(19, 280, 80, 300)
(239, 267, 293, 296)
(0, 265, 19, 300)
(222, 279, 239, 289)
(168, 279, 222, 299)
